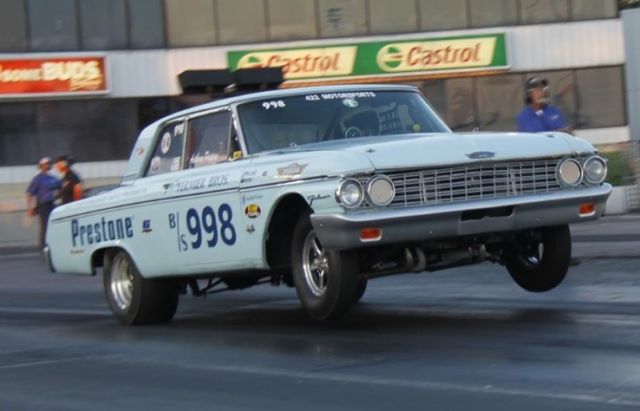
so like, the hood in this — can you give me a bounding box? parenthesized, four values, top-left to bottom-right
(289, 132, 587, 170)
(248, 132, 594, 181)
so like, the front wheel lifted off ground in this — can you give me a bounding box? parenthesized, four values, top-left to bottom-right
(103, 250, 179, 325)
(291, 210, 360, 320)
(504, 225, 571, 292)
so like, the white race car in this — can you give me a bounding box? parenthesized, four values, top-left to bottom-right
(45, 85, 611, 325)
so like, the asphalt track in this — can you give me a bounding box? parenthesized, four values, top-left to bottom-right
(0, 215, 639, 410)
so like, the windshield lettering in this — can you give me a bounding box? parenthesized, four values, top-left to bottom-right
(239, 90, 449, 154)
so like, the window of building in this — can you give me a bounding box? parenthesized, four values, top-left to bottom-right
(520, 0, 570, 24)
(79, 0, 128, 50)
(570, 0, 617, 20)
(575, 66, 625, 128)
(146, 120, 186, 176)
(138, 98, 177, 130)
(619, 0, 640, 11)
(475, 73, 524, 131)
(418, 0, 468, 31)
(0, 0, 27, 52)
(128, 0, 165, 49)
(0, 103, 37, 166)
(218, 0, 267, 44)
(36, 100, 138, 164)
(186, 110, 231, 168)
(470, 0, 518, 27)
(0, 100, 138, 166)
(28, 0, 79, 51)
(165, 0, 217, 47)
(267, 0, 317, 41)
(318, 0, 367, 38)
(369, 0, 417, 34)
(420, 78, 476, 131)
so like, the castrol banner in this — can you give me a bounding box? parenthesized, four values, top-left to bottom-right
(230, 46, 357, 80)
(0, 56, 108, 97)
(228, 33, 507, 81)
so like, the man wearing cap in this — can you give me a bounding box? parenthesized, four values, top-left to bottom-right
(516, 77, 573, 134)
(26, 157, 62, 250)
(55, 155, 84, 204)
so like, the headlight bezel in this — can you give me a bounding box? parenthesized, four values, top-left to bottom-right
(365, 175, 396, 207)
(582, 155, 608, 185)
(556, 158, 584, 188)
(336, 179, 364, 209)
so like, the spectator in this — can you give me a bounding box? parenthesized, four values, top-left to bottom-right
(516, 77, 573, 134)
(26, 157, 61, 250)
(55, 155, 84, 204)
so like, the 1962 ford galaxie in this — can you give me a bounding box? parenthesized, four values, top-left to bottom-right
(45, 85, 611, 325)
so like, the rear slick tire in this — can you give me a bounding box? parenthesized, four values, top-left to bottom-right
(103, 250, 179, 325)
(291, 210, 359, 320)
(504, 225, 571, 292)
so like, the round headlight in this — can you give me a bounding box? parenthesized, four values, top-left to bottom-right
(366, 175, 395, 206)
(336, 179, 364, 208)
(557, 158, 583, 187)
(583, 156, 607, 185)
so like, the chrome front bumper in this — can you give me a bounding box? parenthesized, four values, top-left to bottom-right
(311, 184, 612, 250)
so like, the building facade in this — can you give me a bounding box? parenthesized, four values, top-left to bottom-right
(0, 0, 628, 184)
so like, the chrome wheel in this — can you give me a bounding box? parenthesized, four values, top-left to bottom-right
(292, 210, 360, 320)
(110, 253, 134, 310)
(302, 230, 329, 297)
(512, 231, 544, 268)
(525, 243, 544, 265)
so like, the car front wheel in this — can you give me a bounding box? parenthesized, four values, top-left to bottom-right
(291, 211, 359, 320)
(504, 225, 571, 292)
(103, 250, 179, 325)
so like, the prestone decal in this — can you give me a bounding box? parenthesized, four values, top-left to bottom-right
(71, 216, 133, 247)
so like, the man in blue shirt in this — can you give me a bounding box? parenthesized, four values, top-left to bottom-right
(26, 157, 61, 250)
(516, 77, 573, 134)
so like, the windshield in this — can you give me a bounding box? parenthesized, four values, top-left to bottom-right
(237, 90, 450, 154)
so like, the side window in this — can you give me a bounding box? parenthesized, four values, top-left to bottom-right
(186, 110, 232, 168)
(146, 121, 186, 176)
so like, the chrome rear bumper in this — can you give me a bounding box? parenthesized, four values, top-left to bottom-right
(311, 184, 612, 250)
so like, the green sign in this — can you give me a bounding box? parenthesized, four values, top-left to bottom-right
(227, 33, 508, 81)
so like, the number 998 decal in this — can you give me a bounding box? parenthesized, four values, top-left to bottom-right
(168, 203, 236, 252)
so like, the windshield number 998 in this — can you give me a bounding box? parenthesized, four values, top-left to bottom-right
(261, 100, 286, 110)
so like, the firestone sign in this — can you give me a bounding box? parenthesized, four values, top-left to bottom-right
(0, 56, 108, 97)
(228, 33, 508, 81)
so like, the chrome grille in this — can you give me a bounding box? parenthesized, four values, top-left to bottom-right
(383, 159, 562, 208)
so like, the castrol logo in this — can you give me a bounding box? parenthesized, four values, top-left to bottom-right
(236, 47, 357, 80)
(376, 38, 497, 72)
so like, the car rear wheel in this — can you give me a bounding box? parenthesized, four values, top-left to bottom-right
(103, 250, 179, 325)
(504, 225, 571, 292)
(291, 210, 359, 320)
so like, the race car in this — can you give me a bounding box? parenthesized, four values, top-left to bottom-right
(44, 84, 611, 325)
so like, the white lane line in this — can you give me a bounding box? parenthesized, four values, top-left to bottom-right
(0, 356, 100, 370)
(134, 360, 640, 407)
(0, 307, 110, 316)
